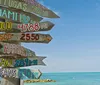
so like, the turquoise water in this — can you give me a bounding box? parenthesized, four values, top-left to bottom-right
(24, 72, 100, 85)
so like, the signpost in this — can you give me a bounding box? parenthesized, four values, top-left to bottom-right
(1, 78, 21, 85)
(0, 6, 42, 24)
(0, 57, 46, 67)
(0, 42, 36, 58)
(0, 0, 59, 84)
(0, 68, 41, 79)
(0, 0, 59, 18)
(0, 33, 52, 43)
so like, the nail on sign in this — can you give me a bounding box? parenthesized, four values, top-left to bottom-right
(0, 33, 52, 43)
(0, 57, 46, 67)
(0, 0, 59, 18)
(0, 6, 42, 24)
(0, 68, 41, 79)
(0, 42, 36, 58)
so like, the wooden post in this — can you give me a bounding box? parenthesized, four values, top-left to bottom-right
(1, 78, 24, 85)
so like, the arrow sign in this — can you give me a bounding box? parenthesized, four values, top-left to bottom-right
(16, 21, 54, 32)
(0, 21, 54, 32)
(0, 33, 52, 43)
(0, 0, 59, 18)
(31, 69, 42, 79)
(0, 68, 41, 79)
(0, 21, 21, 33)
(0, 57, 46, 67)
(0, 68, 34, 79)
(0, 42, 36, 58)
(0, 6, 42, 24)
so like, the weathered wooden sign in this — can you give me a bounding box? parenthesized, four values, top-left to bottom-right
(0, 21, 20, 32)
(0, 68, 41, 79)
(0, 0, 59, 18)
(0, 22, 12, 31)
(0, 21, 54, 32)
(17, 21, 54, 32)
(0, 33, 52, 43)
(0, 68, 18, 78)
(0, 57, 46, 67)
(0, 42, 36, 58)
(31, 69, 42, 79)
(0, 6, 42, 24)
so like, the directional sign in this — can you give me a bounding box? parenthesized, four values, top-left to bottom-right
(0, 33, 52, 43)
(0, 0, 59, 18)
(14, 57, 46, 67)
(16, 21, 54, 32)
(0, 6, 42, 24)
(0, 68, 33, 79)
(31, 69, 42, 79)
(0, 57, 46, 67)
(0, 42, 36, 58)
(0, 21, 54, 32)
(0, 68, 41, 79)
(0, 21, 21, 32)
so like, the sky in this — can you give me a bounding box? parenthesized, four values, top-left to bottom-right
(22, 0, 100, 73)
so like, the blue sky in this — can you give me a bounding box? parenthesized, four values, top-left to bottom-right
(22, 0, 100, 72)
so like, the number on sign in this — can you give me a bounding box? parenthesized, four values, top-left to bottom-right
(20, 33, 39, 41)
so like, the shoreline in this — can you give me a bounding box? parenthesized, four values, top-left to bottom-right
(24, 79, 56, 83)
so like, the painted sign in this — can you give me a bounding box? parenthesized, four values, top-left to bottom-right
(0, 42, 36, 58)
(0, 22, 12, 31)
(0, 68, 41, 79)
(31, 69, 42, 79)
(0, 0, 59, 18)
(0, 21, 20, 32)
(0, 21, 54, 32)
(0, 6, 42, 24)
(0, 57, 46, 67)
(16, 21, 54, 32)
(18, 69, 35, 79)
(0, 68, 18, 78)
(0, 33, 52, 43)
(14, 57, 46, 67)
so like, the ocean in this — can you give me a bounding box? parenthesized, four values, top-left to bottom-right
(24, 72, 100, 85)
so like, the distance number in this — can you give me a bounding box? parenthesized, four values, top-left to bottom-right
(20, 33, 39, 41)
(17, 23, 40, 32)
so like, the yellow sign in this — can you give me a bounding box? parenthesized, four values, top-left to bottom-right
(0, 22, 12, 30)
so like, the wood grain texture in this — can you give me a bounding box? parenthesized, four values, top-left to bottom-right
(0, 0, 59, 18)
(0, 33, 52, 43)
